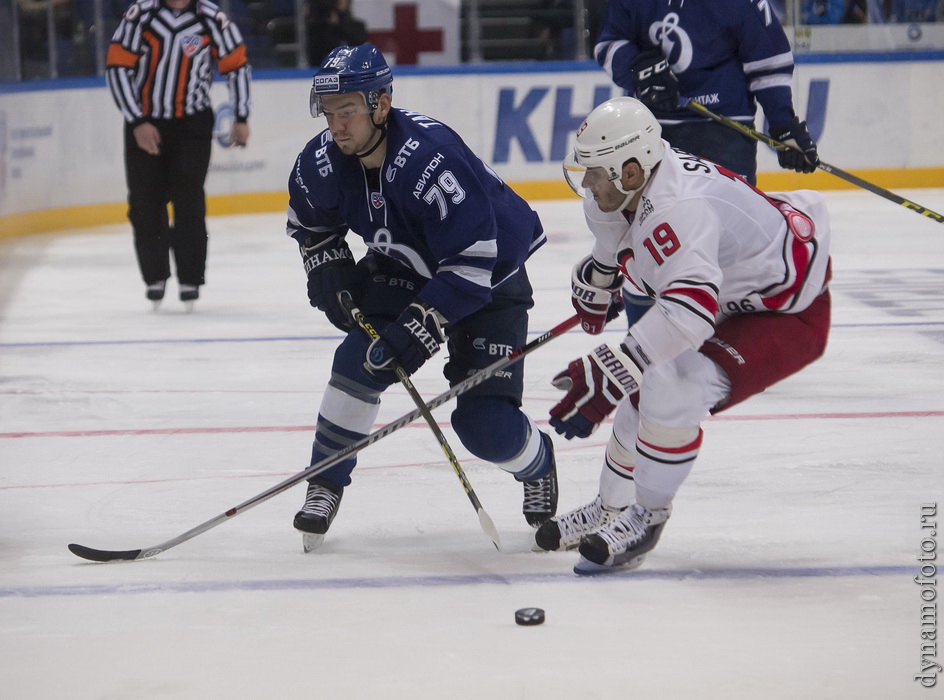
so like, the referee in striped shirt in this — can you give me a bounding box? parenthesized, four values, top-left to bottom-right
(106, 0, 252, 308)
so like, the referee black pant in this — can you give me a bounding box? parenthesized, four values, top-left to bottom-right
(124, 110, 213, 287)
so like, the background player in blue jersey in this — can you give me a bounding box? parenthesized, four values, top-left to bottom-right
(592, 0, 821, 332)
(285, 44, 558, 549)
(595, 0, 819, 186)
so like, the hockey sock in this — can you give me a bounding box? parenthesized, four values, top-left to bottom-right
(310, 381, 382, 486)
(495, 414, 550, 481)
(633, 417, 702, 510)
(600, 399, 640, 509)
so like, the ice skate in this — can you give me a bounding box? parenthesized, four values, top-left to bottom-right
(293, 477, 344, 552)
(533, 495, 626, 552)
(146, 280, 166, 310)
(179, 284, 199, 313)
(573, 503, 671, 575)
(517, 434, 558, 527)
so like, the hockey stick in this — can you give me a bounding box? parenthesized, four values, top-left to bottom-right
(343, 298, 501, 551)
(685, 100, 944, 226)
(67, 314, 580, 562)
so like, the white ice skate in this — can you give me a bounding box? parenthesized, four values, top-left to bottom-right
(573, 503, 671, 575)
(533, 495, 626, 552)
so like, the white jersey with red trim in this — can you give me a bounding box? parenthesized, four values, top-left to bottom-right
(584, 144, 831, 367)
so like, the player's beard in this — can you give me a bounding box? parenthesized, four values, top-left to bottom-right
(594, 182, 635, 213)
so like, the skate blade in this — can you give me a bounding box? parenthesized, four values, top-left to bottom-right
(183, 300, 195, 314)
(150, 300, 162, 311)
(531, 539, 580, 553)
(573, 553, 647, 576)
(301, 533, 325, 553)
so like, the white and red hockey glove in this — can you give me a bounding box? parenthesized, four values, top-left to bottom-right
(571, 254, 623, 335)
(549, 340, 650, 439)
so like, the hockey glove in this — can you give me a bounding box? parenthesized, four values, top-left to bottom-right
(630, 49, 680, 113)
(300, 234, 358, 332)
(571, 254, 624, 335)
(548, 341, 649, 440)
(769, 118, 819, 174)
(365, 301, 447, 381)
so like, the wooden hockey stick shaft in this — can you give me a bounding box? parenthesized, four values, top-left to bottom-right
(67, 314, 580, 562)
(344, 299, 501, 551)
(685, 100, 944, 225)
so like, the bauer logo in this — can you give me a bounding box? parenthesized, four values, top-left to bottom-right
(314, 75, 340, 93)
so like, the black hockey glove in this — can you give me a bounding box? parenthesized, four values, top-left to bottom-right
(570, 254, 623, 335)
(630, 49, 679, 113)
(365, 301, 446, 382)
(300, 234, 359, 332)
(769, 118, 819, 174)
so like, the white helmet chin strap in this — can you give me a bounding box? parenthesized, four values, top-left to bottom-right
(611, 162, 653, 209)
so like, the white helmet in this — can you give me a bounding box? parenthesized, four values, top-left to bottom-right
(563, 97, 665, 204)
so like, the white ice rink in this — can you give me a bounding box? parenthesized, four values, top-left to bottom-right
(2, 190, 943, 699)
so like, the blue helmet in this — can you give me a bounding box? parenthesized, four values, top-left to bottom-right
(310, 43, 393, 118)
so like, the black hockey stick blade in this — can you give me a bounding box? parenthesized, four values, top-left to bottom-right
(684, 100, 944, 226)
(68, 543, 144, 562)
(66, 314, 580, 562)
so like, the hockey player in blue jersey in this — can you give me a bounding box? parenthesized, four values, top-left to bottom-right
(593, 0, 821, 334)
(595, 0, 819, 186)
(286, 44, 558, 549)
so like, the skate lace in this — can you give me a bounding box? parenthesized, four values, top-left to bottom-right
(522, 475, 553, 513)
(302, 486, 340, 518)
(596, 503, 650, 551)
(556, 496, 606, 545)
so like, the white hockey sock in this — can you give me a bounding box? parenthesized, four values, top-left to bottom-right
(633, 417, 702, 510)
(599, 399, 639, 509)
(316, 383, 382, 447)
(495, 414, 545, 479)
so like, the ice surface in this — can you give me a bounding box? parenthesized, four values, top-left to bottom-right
(2, 190, 943, 698)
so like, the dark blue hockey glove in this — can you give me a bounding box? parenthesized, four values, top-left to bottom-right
(365, 301, 446, 382)
(769, 118, 819, 174)
(630, 49, 679, 113)
(300, 234, 360, 332)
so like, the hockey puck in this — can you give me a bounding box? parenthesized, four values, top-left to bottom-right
(514, 607, 545, 626)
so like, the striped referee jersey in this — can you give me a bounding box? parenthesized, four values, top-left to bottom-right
(106, 0, 251, 125)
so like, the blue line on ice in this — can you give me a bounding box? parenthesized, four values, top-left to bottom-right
(2, 321, 943, 349)
(0, 565, 912, 599)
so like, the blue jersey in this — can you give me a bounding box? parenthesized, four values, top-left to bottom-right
(595, 0, 797, 129)
(287, 108, 545, 322)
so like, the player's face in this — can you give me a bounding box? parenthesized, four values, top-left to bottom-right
(321, 93, 375, 155)
(582, 167, 627, 213)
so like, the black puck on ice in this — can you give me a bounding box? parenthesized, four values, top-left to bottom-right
(514, 607, 545, 626)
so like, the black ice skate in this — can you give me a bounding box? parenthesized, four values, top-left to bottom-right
(146, 280, 166, 310)
(179, 284, 199, 313)
(533, 495, 626, 552)
(573, 503, 671, 575)
(517, 434, 558, 527)
(294, 477, 344, 552)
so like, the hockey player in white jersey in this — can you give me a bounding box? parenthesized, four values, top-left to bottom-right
(535, 97, 832, 574)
